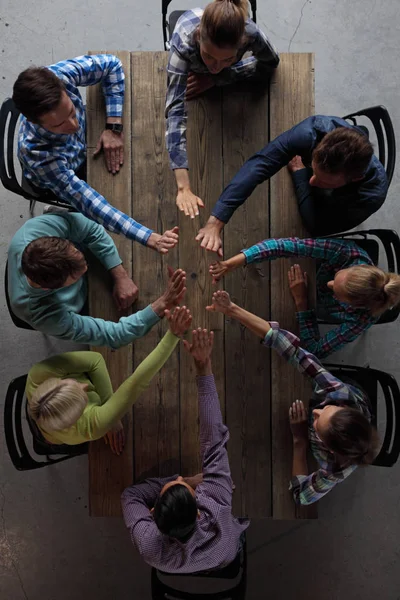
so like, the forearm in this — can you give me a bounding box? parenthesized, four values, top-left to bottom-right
(174, 168, 191, 192)
(226, 303, 271, 339)
(292, 441, 308, 477)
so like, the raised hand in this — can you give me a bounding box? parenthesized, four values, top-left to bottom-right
(176, 188, 204, 219)
(206, 290, 233, 315)
(289, 400, 309, 445)
(165, 306, 192, 337)
(103, 420, 125, 455)
(209, 260, 230, 283)
(288, 264, 308, 312)
(94, 129, 124, 175)
(183, 328, 214, 374)
(185, 72, 215, 101)
(195, 218, 223, 257)
(147, 227, 179, 254)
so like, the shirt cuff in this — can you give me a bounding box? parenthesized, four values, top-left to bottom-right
(103, 253, 123, 271)
(210, 207, 230, 224)
(140, 304, 162, 327)
(290, 168, 311, 186)
(261, 322, 280, 347)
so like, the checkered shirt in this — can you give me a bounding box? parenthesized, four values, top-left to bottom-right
(18, 54, 152, 244)
(166, 8, 279, 170)
(244, 237, 378, 358)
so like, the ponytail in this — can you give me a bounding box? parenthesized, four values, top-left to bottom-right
(200, 0, 248, 48)
(344, 265, 400, 316)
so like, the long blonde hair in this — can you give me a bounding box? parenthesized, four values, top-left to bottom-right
(200, 0, 248, 48)
(28, 378, 87, 432)
(344, 265, 400, 315)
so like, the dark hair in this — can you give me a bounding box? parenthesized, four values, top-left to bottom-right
(322, 407, 379, 467)
(312, 127, 374, 179)
(21, 237, 86, 289)
(153, 484, 198, 541)
(200, 0, 248, 48)
(13, 66, 65, 122)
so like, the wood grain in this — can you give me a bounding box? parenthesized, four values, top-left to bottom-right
(131, 52, 181, 482)
(269, 53, 317, 519)
(180, 87, 225, 476)
(87, 50, 133, 517)
(221, 79, 271, 518)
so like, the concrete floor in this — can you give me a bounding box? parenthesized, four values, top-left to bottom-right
(1, 1, 400, 598)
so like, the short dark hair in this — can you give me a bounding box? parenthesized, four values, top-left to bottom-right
(153, 484, 198, 541)
(21, 237, 86, 289)
(13, 66, 65, 122)
(322, 407, 379, 466)
(312, 127, 374, 179)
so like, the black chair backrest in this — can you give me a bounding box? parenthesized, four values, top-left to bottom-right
(162, 0, 257, 49)
(0, 98, 31, 199)
(4, 374, 88, 471)
(325, 364, 400, 467)
(343, 105, 396, 188)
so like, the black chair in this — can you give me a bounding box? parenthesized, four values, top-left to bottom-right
(343, 105, 396, 188)
(151, 535, 247, 599)
(0, 97, 71, 211)
(162, 0, 257, 50)
(320, 228, 400, 325)
(324, 364, 400, 467)
(4, 374, 88, 471)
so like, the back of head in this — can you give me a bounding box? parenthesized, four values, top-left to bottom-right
(29, 378, 87, 432)
(21, 237, 86, 289)
(313, 127, 373, 180)
(200, 0, 248, 48)
(153, 484, 198, 541)
(323, 407, 379, 466)
(13, 66, 65, 123)
(344, 265, 400, 316)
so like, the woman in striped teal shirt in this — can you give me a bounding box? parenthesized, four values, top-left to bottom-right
(209, 237, 400, 358)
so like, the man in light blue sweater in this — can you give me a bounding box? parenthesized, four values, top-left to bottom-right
(7, 213, 186, 348)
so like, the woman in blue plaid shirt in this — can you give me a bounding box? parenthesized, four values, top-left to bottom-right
(166, 1, 279, 219)
(207, 290, 379, 505)
(209, 237, 400, 358)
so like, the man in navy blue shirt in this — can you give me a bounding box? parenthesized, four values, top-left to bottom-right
(196, 115, 388, 256)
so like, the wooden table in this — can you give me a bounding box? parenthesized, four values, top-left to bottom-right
(87, 51, 316, 519)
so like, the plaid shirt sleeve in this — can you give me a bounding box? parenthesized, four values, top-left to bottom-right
(242, 237, 343, 265)
(296, 309, 376, 359)
(165, 46, 191, 170)
(289, 463, 357, 505)
(25, 158, 152, 244)
(50, 54, 124, 118)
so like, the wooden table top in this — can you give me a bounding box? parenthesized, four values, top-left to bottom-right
(87, 51, 316, 520)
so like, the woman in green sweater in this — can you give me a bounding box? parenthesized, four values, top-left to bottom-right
(26, 306, 192, 454)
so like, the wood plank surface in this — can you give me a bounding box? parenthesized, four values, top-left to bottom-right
(87, 51, 133, 517)
(269, 53, 317, 519)
(130, 52, 181, 482)
(180, 88, 225, 476)
(221, 79, 271, 518)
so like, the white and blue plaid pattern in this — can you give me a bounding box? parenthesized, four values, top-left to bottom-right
(18, 55, 152, 244)
(165, 8, 279, 170)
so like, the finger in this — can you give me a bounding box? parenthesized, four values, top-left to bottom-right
(217, 246, 223, 258)
(187, 200, 196, 219)
(114, 148, 120, 173)
(196, 196, 205, 208)
(212, 238, 221, 254)
(168, 266, 177, 280)
(195, 230, 205, 242)
(171, 226, 179, 235)
(105, 148, 113, 173)
(200, 235, 210, 250)
(182, 339, 191, 352)
(120, 144, 124, 166)
(93, 139, 102, 157)
(164, 309, 171, 321)
(209, 330, 214, 350)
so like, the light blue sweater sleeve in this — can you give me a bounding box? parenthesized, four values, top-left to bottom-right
(36, 304, 161, 349)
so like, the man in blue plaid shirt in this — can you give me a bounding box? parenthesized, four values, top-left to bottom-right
(13, 55, 179, 279)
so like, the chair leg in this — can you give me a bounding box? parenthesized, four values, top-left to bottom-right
(29, 199, 36, 216)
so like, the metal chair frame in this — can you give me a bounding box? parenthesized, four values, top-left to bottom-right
(324, 364, 400, 467)
(343, 105, 396, 188)
(162, 0, 257, 50)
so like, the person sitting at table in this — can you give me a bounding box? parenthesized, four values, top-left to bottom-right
(209, 236, 400, 358)
(7, 211, 186, 347)
(26, 306, 192, 454)
(207, 290, 379, 505)
(13, 54, 178, 271)
(166, 0, 279, 219)
(121, 328, 249, 573)
(196, 116, 388, 254)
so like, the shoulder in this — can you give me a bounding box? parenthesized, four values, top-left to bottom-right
(171, 8, 203, 52)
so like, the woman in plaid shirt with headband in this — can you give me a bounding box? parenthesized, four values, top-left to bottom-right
(207, 290, 379, 505)
(209, 236, 400, 358)
(165, 0, 279, 219)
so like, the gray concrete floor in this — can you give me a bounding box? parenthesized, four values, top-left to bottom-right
(1, 1, 400, 598)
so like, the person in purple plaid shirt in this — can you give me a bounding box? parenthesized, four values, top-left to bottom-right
(13, 55, 179, 295)
(166, 1, 279, 219)
(207, 290, 379, 505)
(121, 327, 249, 573)
(209, 237, 400, 358)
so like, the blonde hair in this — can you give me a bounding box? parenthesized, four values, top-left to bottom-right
(28, 378, 87, 432)
(200, 0, 248, 48)
(344, 265, 400, 316)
